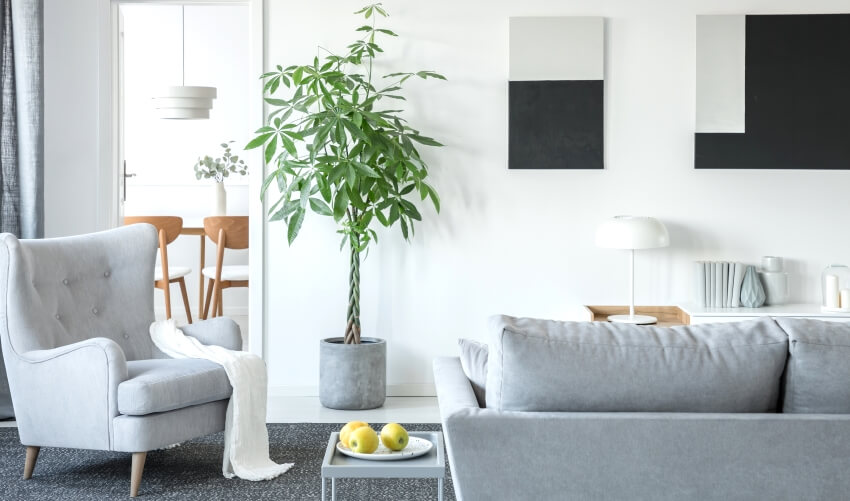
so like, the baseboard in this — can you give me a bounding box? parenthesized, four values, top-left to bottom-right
(154, 306, 249, 318)
(267, 383, 436, 397)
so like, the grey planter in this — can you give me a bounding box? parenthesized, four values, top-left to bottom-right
(319, 337, 386, 410)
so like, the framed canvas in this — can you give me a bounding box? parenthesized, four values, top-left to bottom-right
(696, 14, 850, 169)
(508, 17, 604, 170)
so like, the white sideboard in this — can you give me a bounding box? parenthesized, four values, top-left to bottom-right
(678, 303, 850, 325)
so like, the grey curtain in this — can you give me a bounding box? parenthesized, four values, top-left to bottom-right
(0, 0, 43, 420)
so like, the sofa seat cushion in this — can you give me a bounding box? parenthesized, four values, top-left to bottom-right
(775, 318, 850, 413)
(118, 358, 232, 416)
(486, 315, 788, 413)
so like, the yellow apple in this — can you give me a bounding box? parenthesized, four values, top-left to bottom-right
(348, 426, 379, 454)
(339, 421, 369, 448)
(380, 423, 409, 451)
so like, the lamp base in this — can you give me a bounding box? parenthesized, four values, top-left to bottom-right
(607, 314, 657, 325)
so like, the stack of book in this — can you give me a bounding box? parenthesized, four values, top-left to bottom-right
(695, 261, 745, 308)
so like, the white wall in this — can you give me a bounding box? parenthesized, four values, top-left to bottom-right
(44, 0, 850, 396)
(263, 0, 850, 394)
(44, 0, 105, 237)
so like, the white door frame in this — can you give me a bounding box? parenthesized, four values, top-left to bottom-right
(98, 0, 266, 359)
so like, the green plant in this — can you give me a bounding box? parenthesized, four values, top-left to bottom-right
(195, 141, 248, 182)
(246, 3, 444, 344)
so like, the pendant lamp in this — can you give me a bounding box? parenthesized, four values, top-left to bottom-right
(152, 6, 216, 119)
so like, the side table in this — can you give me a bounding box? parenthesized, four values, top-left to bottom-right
(320, 431, 445, 501)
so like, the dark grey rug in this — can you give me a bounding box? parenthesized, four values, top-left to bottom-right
(0, 423, 455, 500)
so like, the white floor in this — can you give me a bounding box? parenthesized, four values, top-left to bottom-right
(266, 396, 441, 423)
(0, 397, 440, 428)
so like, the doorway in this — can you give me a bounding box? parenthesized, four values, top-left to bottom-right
(115, 1, 263, 354)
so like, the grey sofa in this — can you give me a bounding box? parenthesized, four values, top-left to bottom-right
(0, 225, 242, 497)
(435, 315, 850, 501)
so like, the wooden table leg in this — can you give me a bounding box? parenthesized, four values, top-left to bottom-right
(198, 235, 206, 318)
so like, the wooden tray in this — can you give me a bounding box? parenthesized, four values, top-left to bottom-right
(583, 305, 690, 327)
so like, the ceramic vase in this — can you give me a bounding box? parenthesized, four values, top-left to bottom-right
(758, 256, 788, 306)
(212, 182, 227, 216)
(740, 265, 766, 308)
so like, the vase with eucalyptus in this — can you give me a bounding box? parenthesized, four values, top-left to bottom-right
(247, 3, 444, 409)
(194, 141, 248, 216)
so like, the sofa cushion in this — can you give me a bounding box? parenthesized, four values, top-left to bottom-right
(118, 358, 232, 416)
(458, 338, 488, 408)
(775, 318, 850, 413)
(485, 315, 788, 412)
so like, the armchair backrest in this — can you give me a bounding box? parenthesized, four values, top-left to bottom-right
(0, 225, 158, 361)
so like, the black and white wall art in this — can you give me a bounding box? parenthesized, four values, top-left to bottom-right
(696, 14, 850, 170)
(508, 17, 604, 170)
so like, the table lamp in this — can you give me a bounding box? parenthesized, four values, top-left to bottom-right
(595, 216, 670, 324)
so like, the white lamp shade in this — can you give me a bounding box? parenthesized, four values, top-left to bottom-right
(152, 86, 216, 120)
(595, 216, 670, 250)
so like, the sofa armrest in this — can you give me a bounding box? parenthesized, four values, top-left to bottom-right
(14, 337, 127, 450)
(181, 317, 242, 351)
(433, 357, 480, 421)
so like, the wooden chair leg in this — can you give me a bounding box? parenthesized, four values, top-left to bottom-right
(202, 278, 214, 320)
(130, 452, 146, 498)
(210, 280, 221, 319)
(177, 278, 192, 324)
(163, 281, 172, 320)
(217, 288, 223, 317)
(23, 446, 39, 480)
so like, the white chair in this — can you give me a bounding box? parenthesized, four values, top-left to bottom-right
(202, 216, 248, 319)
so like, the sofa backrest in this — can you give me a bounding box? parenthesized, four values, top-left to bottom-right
(486, 315, 789, 413)
(775, 317, 850, 414)
(0, 225, 158, 361)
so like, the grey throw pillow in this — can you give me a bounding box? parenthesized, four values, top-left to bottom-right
(775, 318, 850, 413)
(458, 338, 488, 408)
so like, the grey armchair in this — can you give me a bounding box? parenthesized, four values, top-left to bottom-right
(0, 224, 242, 497)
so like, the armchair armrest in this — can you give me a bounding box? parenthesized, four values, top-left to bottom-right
(180, 317, 242, 351)
(13, 337, 127, 450)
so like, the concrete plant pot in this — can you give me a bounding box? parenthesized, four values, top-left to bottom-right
(319, 337, 386, 410)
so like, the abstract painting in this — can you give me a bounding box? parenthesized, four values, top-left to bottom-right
(508, 17, 604, 170)
(696, 14, 850, 169)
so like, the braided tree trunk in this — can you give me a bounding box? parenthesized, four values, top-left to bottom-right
(344, 234, 361, 344)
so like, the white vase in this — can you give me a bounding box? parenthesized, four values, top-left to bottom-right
(212, 182, 227, 216)
(759, 256, 788, 306)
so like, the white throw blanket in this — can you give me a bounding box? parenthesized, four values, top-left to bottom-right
(150, 319, 292, 480)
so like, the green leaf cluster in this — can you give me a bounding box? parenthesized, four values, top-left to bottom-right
(194, 141, 249, 183)
(247, 3, 445, 254)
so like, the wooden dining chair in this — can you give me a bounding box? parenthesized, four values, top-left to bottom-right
(124, 216, 193, 323)
(202, 216, 249, 319)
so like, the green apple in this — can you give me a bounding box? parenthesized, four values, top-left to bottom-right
(380, 423, 409, 451)
(349, 426, 379, 454)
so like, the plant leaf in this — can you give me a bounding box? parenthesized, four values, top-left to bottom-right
(309, 198, 333, 216)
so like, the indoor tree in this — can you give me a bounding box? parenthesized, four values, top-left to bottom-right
(247, 3, 445, 344)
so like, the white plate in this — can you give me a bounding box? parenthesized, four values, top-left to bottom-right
(336, 436, 433, 461)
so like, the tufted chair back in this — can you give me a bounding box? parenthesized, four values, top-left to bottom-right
(0, 225, 158, 361)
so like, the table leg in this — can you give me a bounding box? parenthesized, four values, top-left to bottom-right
(197, 235, 205, 318)
(438, 478, 443, 501)
(331, 478, 336, 501)
(321, 477, 326, 501)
